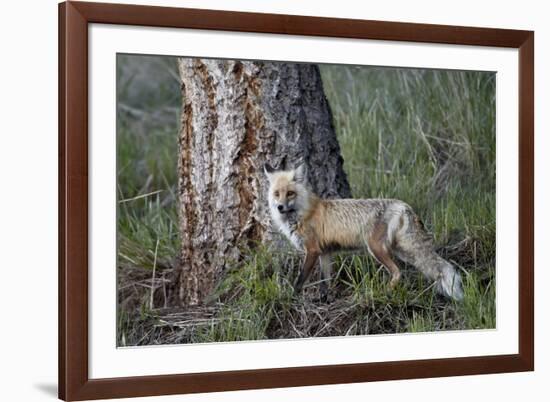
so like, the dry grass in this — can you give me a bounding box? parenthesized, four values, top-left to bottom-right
(118, 239, 494, 346)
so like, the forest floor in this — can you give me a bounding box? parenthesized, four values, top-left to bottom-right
(116, 56, 496, 346)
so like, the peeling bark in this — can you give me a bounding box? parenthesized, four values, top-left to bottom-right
(177, 59, 350, 306)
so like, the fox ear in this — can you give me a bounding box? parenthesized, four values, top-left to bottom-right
(294, 163, 307, 184)
(263, 163, 275, 180)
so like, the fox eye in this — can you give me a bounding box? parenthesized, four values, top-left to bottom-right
(287, 191, 295, 197)
(274, 191, 279, 197)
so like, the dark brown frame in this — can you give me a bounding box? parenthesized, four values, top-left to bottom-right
(59, 1, 534, 400)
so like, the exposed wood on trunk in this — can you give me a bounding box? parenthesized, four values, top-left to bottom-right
(177, 59, 351, 306)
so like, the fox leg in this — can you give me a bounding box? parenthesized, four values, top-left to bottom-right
(294, 250, 320, 294)
(367, 225, 401, 289)
(369, 244, 402, 288)
(319, 254, 332, 302)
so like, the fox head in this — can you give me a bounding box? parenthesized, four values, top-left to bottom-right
(264, 163, 310, 220)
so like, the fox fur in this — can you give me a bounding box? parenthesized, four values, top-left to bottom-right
(264, 163, 464, 302)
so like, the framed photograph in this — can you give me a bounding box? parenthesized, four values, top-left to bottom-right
(59, 1, 534, 400)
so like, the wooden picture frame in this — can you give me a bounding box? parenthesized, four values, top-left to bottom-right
(59, 1, 534, 400)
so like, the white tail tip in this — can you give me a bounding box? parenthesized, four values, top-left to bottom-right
(437, 264, 464, 301)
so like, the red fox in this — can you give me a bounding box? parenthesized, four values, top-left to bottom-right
(264, 163, 464, 302)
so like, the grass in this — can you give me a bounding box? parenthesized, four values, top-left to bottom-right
(116, 55, 180, 281)
(116, 56, 496, 346)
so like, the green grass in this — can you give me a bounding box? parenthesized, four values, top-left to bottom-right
(192, 246, 295, 343)
(116, 57, 496, 346)
(116, 55, 180, 276)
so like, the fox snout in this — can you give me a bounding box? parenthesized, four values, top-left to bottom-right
(277, 203, 294, 214)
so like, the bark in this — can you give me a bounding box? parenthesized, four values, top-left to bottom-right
(177, 59, 351, 306)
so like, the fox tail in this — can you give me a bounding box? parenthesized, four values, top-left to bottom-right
(434, 258, 464, 301)
(393, 208, 464, 301)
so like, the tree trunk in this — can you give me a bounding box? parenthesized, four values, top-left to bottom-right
(177, 59, 351, 306)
